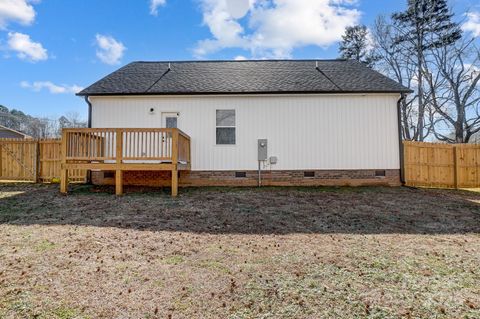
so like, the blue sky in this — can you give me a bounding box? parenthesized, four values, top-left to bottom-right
(0, 0, 479, 120)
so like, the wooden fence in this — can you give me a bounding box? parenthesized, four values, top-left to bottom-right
(0, 138, 86, 183)
(1, 138, 478, 189)
(404, 141, 480, 188)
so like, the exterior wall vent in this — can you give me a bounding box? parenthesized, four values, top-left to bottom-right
(235, 172, 247, 178)
(375, 170, 386, 177)
(304, 171, 315, 178)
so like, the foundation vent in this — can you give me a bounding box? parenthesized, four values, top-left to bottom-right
(304, 171, 315, 178)
(235, 172, 247, 178)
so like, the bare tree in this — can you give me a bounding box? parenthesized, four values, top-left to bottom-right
(392, 0, 462, 141)
(0, 105, 86, 138)
(372, 16, 429, 140)
(57, 112, 87, 136)
(423, 39, 480, 143)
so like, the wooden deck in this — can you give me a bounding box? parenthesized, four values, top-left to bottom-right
(60, 128, 191, 196)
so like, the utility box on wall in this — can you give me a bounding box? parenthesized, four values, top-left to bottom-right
(258, 139, 268, 161)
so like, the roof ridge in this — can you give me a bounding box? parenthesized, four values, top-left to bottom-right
(131, 59, 349, 64)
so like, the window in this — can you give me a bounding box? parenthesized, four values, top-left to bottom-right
(216, 110, 235, 145)
(162, 112, 178, 128)
(165, 117, 177, 128)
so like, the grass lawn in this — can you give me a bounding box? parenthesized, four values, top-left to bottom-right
(0, 184, 479, 318)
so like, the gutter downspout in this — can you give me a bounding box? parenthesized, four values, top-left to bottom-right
(85, 96, 92, 128)
(397, 93, 406, 185)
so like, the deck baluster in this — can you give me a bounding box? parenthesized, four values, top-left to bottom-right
(60, 128, 190, 196)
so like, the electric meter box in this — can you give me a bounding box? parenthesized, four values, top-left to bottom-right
(258, 139, 268, 161)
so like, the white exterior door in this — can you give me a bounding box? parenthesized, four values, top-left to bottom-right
(162, 112, 178, 128)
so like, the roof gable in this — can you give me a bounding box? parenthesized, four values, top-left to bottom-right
(0, 125, 32, 139)
(78, 60, 412, 96)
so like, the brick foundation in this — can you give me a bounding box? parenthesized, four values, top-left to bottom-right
(91, 169, 401, 187)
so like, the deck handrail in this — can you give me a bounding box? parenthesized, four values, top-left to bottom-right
(61, 128, 191, 164)
(60, 128, 191, 196)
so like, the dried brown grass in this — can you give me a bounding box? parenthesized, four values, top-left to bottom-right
(0, 184, 479, 318)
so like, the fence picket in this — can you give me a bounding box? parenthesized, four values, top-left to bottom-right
(0, 138, 87, 183)
(404, 141, 480, 188)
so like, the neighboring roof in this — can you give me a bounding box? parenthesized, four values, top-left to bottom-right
(0, 125, 32, 139)
(77, 59, 412, 96)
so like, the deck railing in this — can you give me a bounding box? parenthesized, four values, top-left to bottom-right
(60, 128, 191, 196)
(62, 128, 190, 165)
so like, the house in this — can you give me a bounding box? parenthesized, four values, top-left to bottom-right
(72, 59, 411, 194)
(0, 125, 32, 139)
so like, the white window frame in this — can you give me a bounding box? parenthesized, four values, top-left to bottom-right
(216, 109, 236, 145)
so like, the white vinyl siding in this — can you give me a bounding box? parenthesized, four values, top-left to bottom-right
(90, 94, 400, 171)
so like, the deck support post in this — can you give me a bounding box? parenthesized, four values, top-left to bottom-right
(171, 169, 178, 197)
(115, 129, 124, 196)
(171, 129, 179, 197)
(58, 128, 191, 196)
(115, 170, 123, 195)
(60, 167, 68, 193)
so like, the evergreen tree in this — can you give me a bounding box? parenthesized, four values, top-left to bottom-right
(392, 0, 462, 141)
(392, 0, 461, 50)
(339, 25, 378, 67)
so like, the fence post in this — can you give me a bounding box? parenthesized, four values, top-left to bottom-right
(0, 140, 2, 179)
(60, 132, 69, 193)
(453, 145, 459, 189)
(34, 140, 40, 183)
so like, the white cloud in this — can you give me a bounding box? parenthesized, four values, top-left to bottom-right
(463, 12, 480, 38)
(95, 34, 126, 65)
(20, 81, 83, 94)
(225, 0, 250, 19)
(195, 0, 360, 58)
(234, 55, 247, 60)
(7, 32, 47, 62)
(150, 0, 166, 16)
(0, 0, 36, 29)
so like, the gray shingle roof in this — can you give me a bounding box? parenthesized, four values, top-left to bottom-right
(77, 60, 412, 96)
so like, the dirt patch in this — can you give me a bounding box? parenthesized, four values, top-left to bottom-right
(0, 184, 479, 318)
